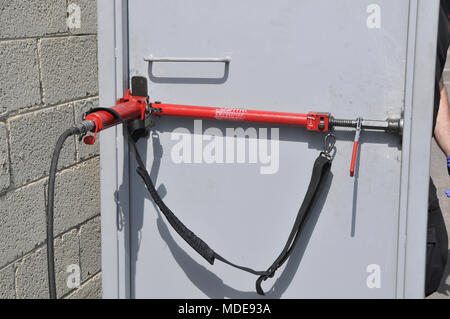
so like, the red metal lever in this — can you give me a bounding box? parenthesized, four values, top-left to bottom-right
(350, 142, 359, 177)
(350, 118, 362, 177)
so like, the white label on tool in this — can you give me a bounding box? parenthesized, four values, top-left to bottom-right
(215, 108, 247, 121)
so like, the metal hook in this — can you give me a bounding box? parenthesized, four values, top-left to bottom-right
(321, 131, 336, 160)
(324, 132, 336, 154)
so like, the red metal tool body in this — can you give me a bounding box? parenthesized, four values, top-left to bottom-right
(152, 103, 330, 132)
(83, 90, 330, 139)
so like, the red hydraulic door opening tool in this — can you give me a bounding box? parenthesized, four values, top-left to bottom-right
(83, 88, 402, 176)
(47, 76, 403, 298)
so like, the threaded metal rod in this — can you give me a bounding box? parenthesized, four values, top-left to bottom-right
(329, 118, 357, 128)
(330, 117, 403, 135)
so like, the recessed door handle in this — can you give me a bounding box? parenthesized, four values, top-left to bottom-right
(144, 55, 231, 63)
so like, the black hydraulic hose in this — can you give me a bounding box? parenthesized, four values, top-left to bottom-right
(46, 121, 94, 299)
(47, 128, 77, 299)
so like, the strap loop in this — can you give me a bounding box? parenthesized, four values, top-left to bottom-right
(131, 134, 332, 295)
(87, 107, 333, 296)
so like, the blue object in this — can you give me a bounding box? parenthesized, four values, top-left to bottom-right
(447, 156, 450, 198)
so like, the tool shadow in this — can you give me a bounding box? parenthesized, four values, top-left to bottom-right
(126, 118, 400, 298)
(129, 126, 335, 298)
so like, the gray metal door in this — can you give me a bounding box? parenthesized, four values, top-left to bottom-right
(98, 0, 440, 298)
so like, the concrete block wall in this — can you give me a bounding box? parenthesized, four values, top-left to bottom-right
(0, 0, 101, 299)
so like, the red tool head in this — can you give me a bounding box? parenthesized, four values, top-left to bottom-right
(306, 112, 330, 132)
(83, 77, 149, 144)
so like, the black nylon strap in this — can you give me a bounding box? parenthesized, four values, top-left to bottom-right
(132, 135, 331, 295)
(255, 154, 331, 294)
(86, 107, 332, 295)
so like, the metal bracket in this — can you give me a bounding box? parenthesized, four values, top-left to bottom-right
(330, 117, 404, 135)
